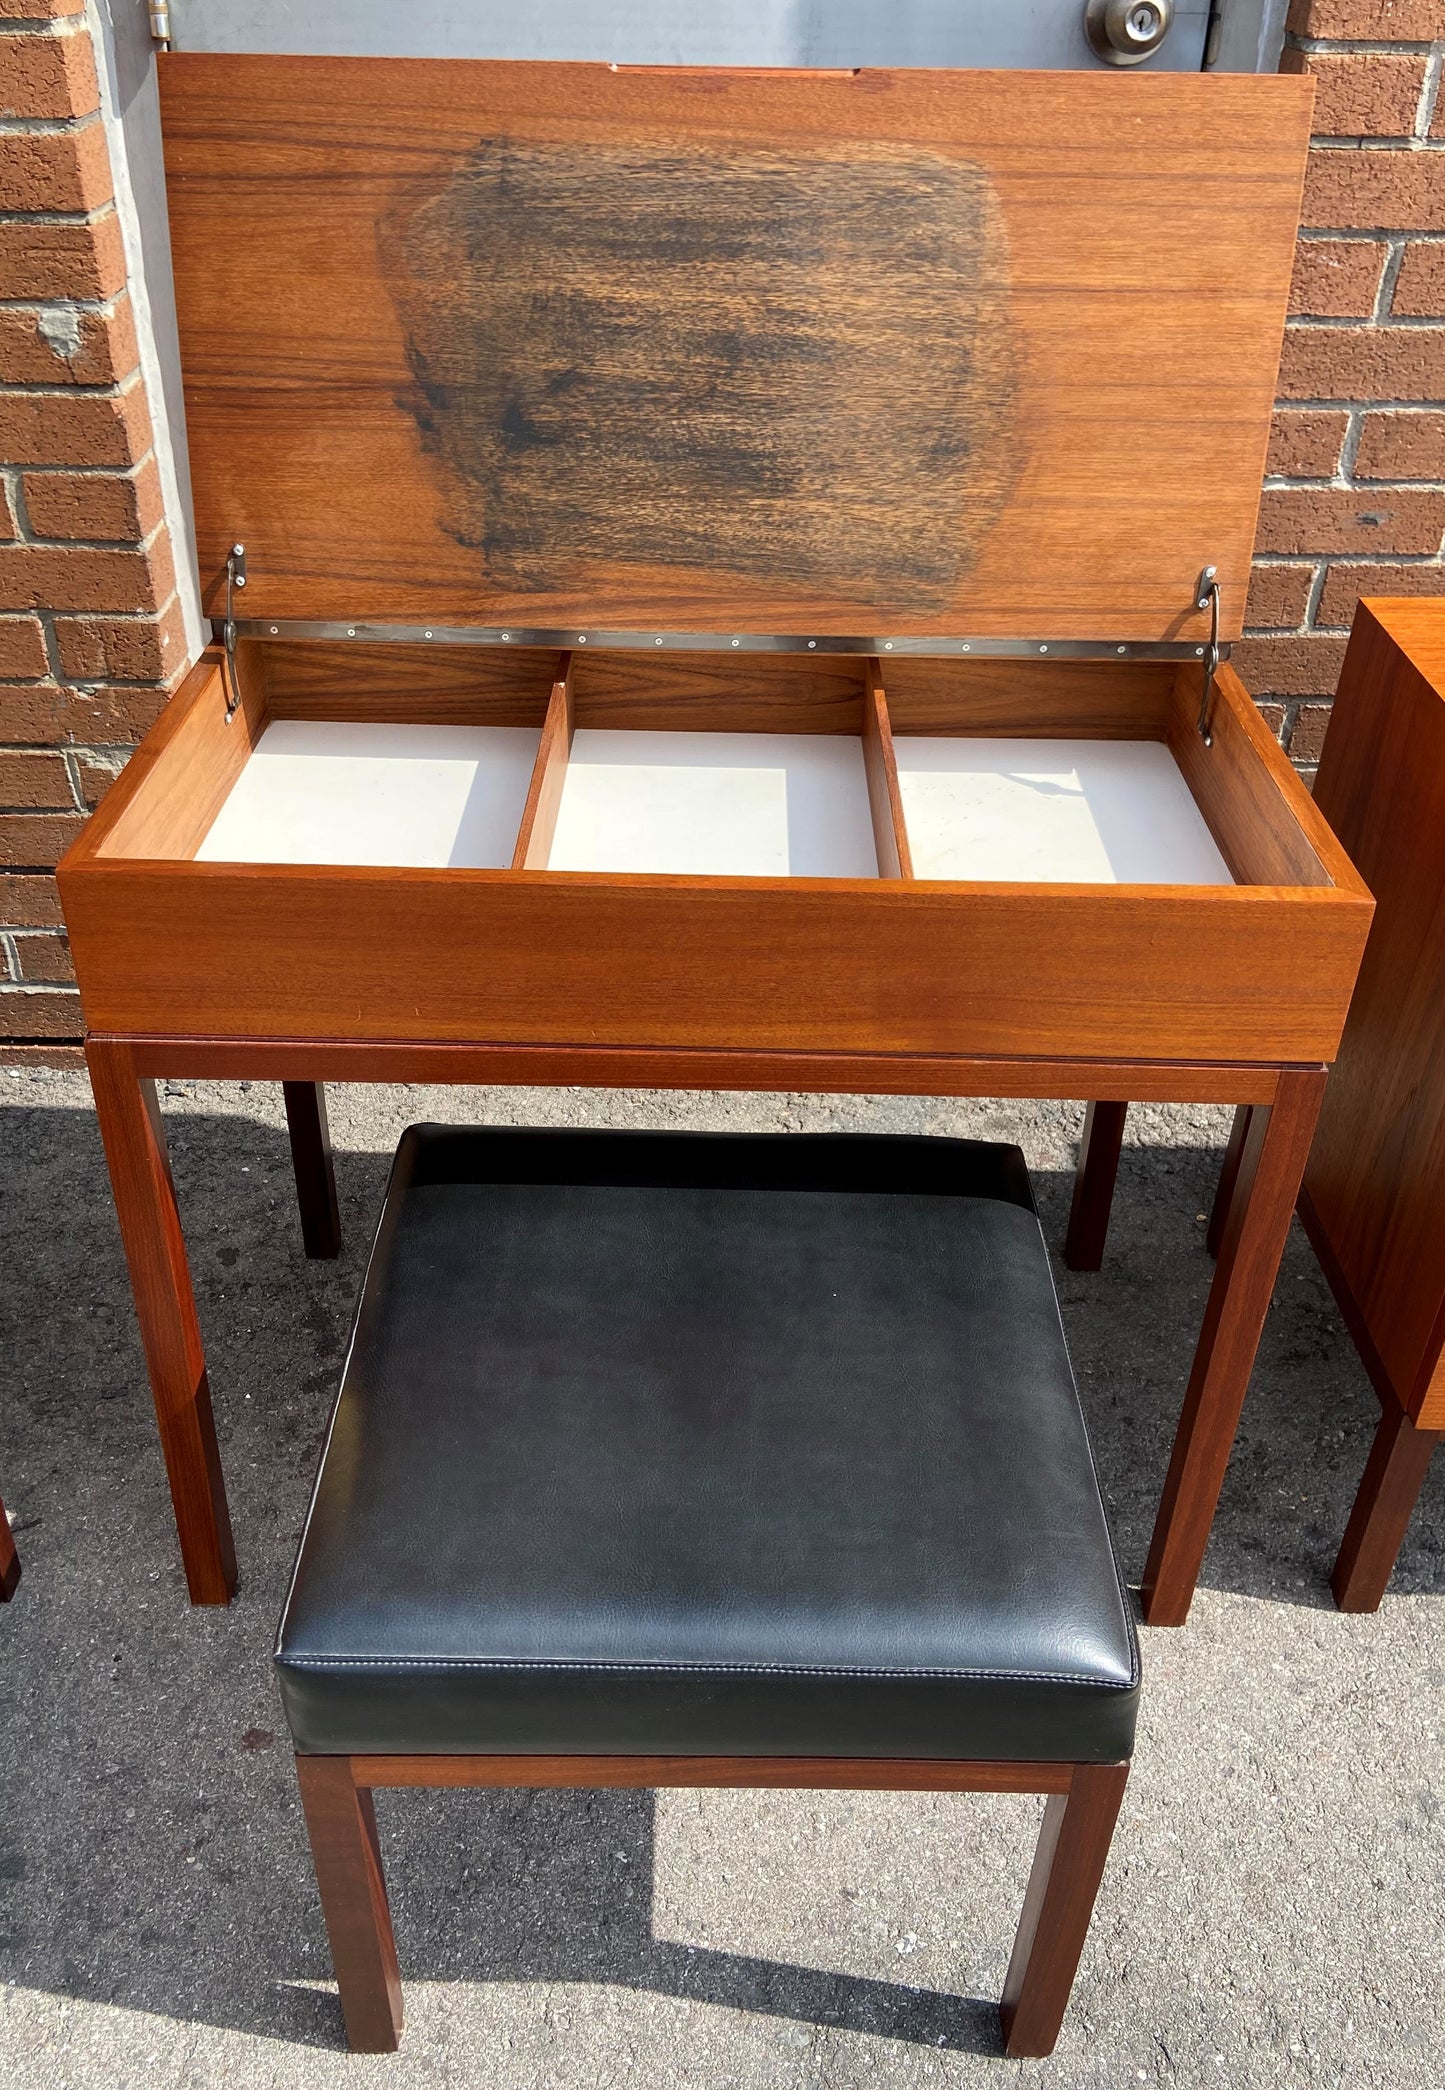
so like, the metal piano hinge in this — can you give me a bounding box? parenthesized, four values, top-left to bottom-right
(1195, 565, 1221, 746)
(221, 544, 246, 717)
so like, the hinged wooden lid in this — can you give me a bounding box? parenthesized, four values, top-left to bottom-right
(160, 56, 1311, 647)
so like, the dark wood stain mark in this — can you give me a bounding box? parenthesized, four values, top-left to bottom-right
(378, 138, 1017, 612)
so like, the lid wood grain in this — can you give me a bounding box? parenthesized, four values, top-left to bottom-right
(159, 56, 1312, 645)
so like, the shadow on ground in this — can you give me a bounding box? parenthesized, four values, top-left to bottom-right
(1, 1081, 1441, 2057)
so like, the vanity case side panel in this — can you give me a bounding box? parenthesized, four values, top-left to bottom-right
(58, 865, 1371, 1064)
(59, 649, 265, 873)
(880, 659, 1176, 739)
(568, 651, 867, 733)
(1304, 603, 1445, 1424)
(1166, 663, 1357, 891)
(262, 640, 561, 724)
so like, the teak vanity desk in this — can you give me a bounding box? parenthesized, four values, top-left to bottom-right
(59, 56, 1372, 1625)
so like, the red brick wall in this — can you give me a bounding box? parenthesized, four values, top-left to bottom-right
(1241, 0, 1445, 775)
(0, 0, 184, 1054)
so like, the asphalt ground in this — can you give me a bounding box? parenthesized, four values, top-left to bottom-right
(1, 1067, 1441, 2089)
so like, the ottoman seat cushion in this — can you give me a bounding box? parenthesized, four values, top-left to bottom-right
(275, 1126, 1139, 1764)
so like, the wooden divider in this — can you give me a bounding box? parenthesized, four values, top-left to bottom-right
(507, 648, 912, 881)
(862, 659, 913, 879)
(510, 651, 575, 869)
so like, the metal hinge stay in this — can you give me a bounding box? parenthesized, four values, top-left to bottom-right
(221, 543, 246, 717)
(1195, 564, 1221, 746)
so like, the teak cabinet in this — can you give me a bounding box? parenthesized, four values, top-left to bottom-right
(1295, 602, 1445, 1610)
(59, 55, 1373, 1624)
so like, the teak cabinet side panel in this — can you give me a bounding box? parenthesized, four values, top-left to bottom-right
(1305, 602, 1445, 1423)
(62, 860, 1368, 1063)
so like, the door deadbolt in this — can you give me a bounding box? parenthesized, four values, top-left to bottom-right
(1084, 0, 1175, 65)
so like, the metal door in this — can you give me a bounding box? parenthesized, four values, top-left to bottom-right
(161, 0, 1288, 74)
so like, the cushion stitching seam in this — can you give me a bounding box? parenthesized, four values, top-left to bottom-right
(277, 1656, 1139, 1688)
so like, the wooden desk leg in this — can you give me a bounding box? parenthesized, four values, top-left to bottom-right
(1000, 1761, 1128, 2059)
(0, 1493, 19, 1601)
(1141, 1067, 1326, 1627)
(283, 1082, 342, 1260)
(1064, 1102, 1128, 1272)
(87, 1037, 237, 1605)
(1331, 1401, 1441, 1613)
(1206, 1105, 1254, 1259)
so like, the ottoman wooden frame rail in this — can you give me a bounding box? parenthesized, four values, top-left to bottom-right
(57, 55, 1373, 1628)
(294, 1749, 1129, 2059)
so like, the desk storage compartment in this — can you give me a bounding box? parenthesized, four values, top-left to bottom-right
(195, 722, 542, 869)
(546, 733, 879, 880)
(60, 638, 1369, 1065)
(890, 740, 1229, 886)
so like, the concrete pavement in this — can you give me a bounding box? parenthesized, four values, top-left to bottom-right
(1, 1067, 1441, 2088)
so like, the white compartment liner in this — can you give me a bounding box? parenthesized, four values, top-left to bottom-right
(194, 721, 1232, 887)
(195, 720, 541, 869)
(548, 729, 879, 878)
(894, 737, 1234, 885)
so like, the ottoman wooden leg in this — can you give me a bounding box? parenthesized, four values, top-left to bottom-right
(0, 1494, 19, 1601)
(1064, 1103, 1128, 1272)
(1331, 1401, 1442, 1613)
(1000, 1761, 1128, 2059)
(282, 1082, 342, 1260)
(296, 1755, 402, 2052)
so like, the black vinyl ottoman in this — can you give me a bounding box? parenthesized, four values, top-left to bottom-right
(276, 1126, 1140, 2058)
